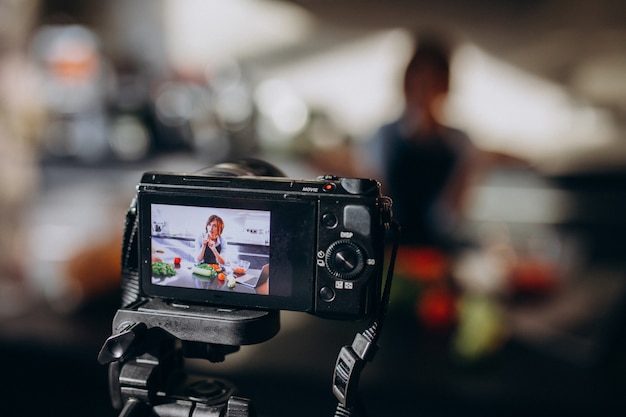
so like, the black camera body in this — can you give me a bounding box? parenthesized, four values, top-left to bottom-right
(136, 169, 390, 320)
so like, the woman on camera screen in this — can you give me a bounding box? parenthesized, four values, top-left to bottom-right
(196, 214, 227, 265)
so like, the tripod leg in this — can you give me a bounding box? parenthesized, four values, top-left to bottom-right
(119, 398, 150, 417)
(225, 396, 256, 417)
(334, 395, 369, 417)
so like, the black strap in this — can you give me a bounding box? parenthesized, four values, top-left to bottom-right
(332, 220, 400, 416)
(120, 196, 141, 307)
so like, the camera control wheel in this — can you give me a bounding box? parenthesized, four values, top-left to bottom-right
(325, 240, 365, 280)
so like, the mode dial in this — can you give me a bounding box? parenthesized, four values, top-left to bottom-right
(325, 240, 365, 280)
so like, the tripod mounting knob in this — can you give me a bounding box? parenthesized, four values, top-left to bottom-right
(98, 322, 147, 365)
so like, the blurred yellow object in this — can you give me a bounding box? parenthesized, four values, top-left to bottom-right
(452, 295, 508, 361)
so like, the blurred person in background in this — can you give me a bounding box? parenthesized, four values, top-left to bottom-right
(359, 36, 524, 348)
(311, 35, 524, 251)
(363, 37, 478, 251)
(310, 34, 512, 339)
(309, 35, 481, 252)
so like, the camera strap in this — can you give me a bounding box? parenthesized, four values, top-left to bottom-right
(332, 219, 400, 417)
(120, 195, 141, 307)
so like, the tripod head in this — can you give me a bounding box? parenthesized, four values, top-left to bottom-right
(98, 299, 280, 417)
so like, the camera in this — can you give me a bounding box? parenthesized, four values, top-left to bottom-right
(100, 160, 395, 416)
(133, 160, 392, 320)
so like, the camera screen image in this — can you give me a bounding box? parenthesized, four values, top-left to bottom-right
(150, 203, 272, 295)
(140, 191, 317, 312)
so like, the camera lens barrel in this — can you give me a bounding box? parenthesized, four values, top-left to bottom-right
(199, 159, 286, 178)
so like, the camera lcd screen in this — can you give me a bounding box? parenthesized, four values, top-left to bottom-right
(140, 192, 317, 312)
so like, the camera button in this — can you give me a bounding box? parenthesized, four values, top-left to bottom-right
(321, 212, 338, 229)
(320, 286, 335, 302)
(322, 182, 336, 192)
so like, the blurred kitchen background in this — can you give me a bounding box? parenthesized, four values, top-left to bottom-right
(1, 0, 625, 416)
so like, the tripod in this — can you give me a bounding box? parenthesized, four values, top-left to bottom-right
(98, 298, 280, 417)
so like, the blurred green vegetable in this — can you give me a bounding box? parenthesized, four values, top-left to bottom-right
(152, 261, 177, 277)
(193, 263, 217, 277)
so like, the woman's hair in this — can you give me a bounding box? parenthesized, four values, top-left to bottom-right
(403, 38, 451, 95)
(205, 215, 225, 235)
